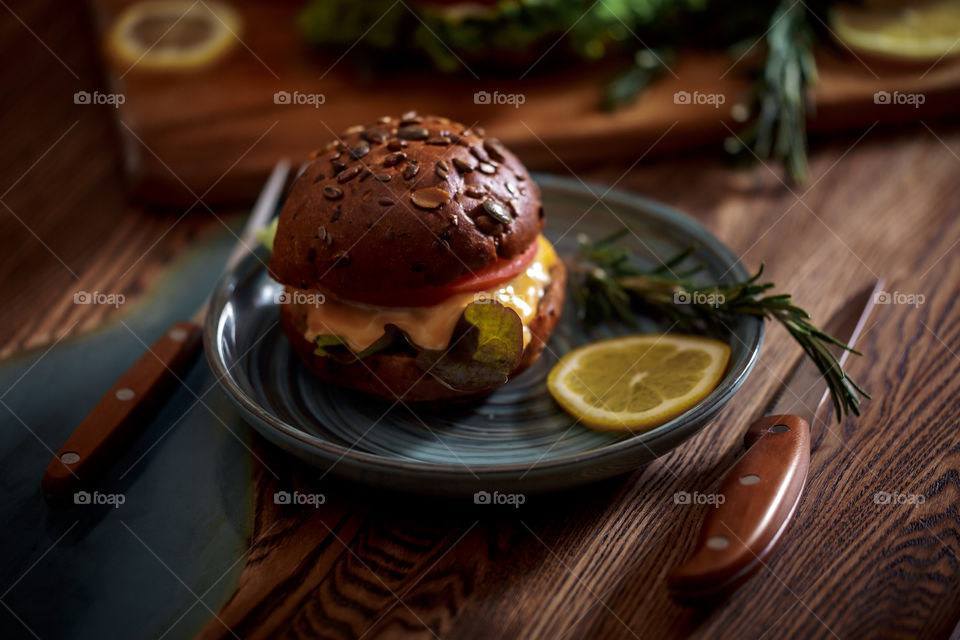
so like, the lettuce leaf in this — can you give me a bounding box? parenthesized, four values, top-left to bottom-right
(256, 217, 279, 252)
(416, 301, 524, 392)
(313, 334, 347, 357)
(313, 326, 401, 362)
(310, 303, 524, 393)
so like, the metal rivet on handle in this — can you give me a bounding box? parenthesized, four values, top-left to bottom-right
(706, 536, 729, 550)
(115, 388, 135, 401)
(769, 424, 790, 434)
(60, 452, 80, 465)
(740, 474, 761, 485)
(168, 327, 188, 342)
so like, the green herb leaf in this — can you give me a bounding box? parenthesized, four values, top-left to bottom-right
(729, 0, 818, 183)
(602, 49, 672, 111)
(416, 301, 524, 392)
(573, 230, 869, 421)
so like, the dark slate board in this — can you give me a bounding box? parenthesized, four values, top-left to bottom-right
(0, 224, 253, 640)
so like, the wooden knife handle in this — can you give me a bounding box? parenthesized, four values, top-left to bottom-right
(668, 414, 811, 603)
(41, 321, 203, 501)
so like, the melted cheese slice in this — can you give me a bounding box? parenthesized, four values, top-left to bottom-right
(299, 235, 558, 352)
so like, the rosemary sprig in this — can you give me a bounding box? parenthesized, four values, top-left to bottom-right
(572, 229, 869, 420)
(730, 0, 819, 182)
(602, 49, 673, 111)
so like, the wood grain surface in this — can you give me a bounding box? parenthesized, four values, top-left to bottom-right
(4, 1, 960, 638)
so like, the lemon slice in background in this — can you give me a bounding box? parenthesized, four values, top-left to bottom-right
(829, 0, 960, 61)
(547, 334, 730, 432)
(107, 1, 242, 71)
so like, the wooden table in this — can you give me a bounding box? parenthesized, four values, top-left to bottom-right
(4, 2, 960, 638)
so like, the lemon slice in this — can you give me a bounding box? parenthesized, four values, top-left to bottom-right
(547, 334, 730, 432)
(829, 0, 960, 61)
(107, 1, 242, 71)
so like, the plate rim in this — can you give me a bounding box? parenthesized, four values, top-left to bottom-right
(203, 173, 763, 478)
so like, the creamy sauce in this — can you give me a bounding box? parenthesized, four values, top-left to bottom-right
(297, 235, 558, 351)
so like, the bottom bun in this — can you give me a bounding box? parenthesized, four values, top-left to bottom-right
(280, 261, 566, 403)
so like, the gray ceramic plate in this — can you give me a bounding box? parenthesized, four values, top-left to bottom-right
(205, 175, 762, 495)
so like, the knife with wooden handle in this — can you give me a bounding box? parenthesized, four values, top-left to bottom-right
(668, 278, 883, 603)
(41, 161, 291, 502)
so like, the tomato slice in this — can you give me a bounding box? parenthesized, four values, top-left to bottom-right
(444, 240, 539, 295)
(348, 240, 540, 308)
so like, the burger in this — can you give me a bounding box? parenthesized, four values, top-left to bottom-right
(296, 0, 694, 73)
(267, 113, 566, 402)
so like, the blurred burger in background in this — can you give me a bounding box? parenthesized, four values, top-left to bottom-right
(297, 0, 718, 74)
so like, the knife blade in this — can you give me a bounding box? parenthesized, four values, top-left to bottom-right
(668, 278, 884, 603)
(763, 282, 879, 422)
(41, 160, 291, 502)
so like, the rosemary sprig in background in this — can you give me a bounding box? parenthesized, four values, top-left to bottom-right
(572, 229, 869, 420)
(728, 0, 819, 182)
(602, 0, 820, 182)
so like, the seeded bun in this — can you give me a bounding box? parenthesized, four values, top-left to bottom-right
(268, 112, 544, 300)
(280, 262, 566, 402)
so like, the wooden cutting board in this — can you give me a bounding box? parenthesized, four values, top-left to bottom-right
(88, 0, 960, 206)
